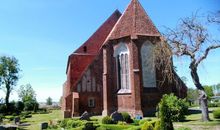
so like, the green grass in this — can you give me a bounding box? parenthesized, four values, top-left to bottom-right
(15, 107, 220, 130)
(18, 110, 63, 130)
(174, 107, 220, 130)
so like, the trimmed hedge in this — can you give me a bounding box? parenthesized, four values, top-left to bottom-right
(102, 116, 113, 124)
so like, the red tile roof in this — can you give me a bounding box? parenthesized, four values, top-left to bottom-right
(66, 10, 122, 88)
(108, 0, 160, 40)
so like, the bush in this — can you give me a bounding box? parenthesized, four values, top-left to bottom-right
(4, 115, 15, 121)
(59, 119, 69, 128)
(83, 122, 96, 130)
(15, 101, 24, 112)
(139, 119, 149, 125)
(24, 101, 39, 111)
(213, 109, 220, 119)
(102, 116, 113, 124)
(176, 127, 191, 130)
(141, 121, 154, 130)
(158, 94, 188, 122)
(154, 120, 160, 130)
(0, 104, 7, 114)
(67, 120, 83, 128)
(121, 112, 133, 123)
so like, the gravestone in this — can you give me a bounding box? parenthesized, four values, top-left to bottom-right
(80, 111, 90, 120)
(110, 111, 123, 122)
(0, 126, 4, 130)
(14, 117, 20, 125)
(40, 122, 48, 130)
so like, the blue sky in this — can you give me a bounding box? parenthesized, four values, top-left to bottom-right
(0, 0, 219, 102)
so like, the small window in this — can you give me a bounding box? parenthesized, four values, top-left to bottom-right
(83, 46, 87, 53)
(88, 98, 95, 108)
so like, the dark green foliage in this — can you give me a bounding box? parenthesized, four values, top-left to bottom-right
(102, 116, 114, 124)
(0, 56, 20, 111)
(0, 104, 7, 114)
(83, 122, 96, 130)
(158, 94, 188, 122)
(141, 121, 154, 130)
(15, 101, 24, 112)
(24, 100, 39, 111)
(213, 109, 220, 119)
(159, 94, 174, 130)
(46, 97, 53, 105)
(121, 112, 133, 123)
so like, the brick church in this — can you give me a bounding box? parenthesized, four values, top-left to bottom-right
(62, 0, 187, 118)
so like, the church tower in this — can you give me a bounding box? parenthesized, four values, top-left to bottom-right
(102, 0, 162, 117)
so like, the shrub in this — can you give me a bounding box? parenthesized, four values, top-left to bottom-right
(15, 101, 24, 111)
(117, 121, 126, 125)
(4, 115, 15, 121)
(159, 95, 174, 130)
(176, 127, 191, 130)
(83, 122, 96, 130)
(67, 120, 83, 128)
(213, 109, 220, 119)
(59, 119, 69, 128)
(121, 112, 133, 123)
(141, 121, 154, 130)
(139, 119, 149, 125)
(0, 104, 7, 114)
(153, 120, 160, 130)
(158, 94, 188, 122)
(132, 119, 140, 125)
(102, 116, 113, 124)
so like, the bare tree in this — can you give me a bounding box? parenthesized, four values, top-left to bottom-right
(162, 13, 220, 121)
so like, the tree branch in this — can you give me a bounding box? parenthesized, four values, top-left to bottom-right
(196, 45, 220, 66)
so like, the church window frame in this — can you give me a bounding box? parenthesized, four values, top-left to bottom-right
(141, 41, 157, 88)
(114, 42, 131, 93)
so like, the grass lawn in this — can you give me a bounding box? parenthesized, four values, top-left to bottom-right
(18, 110, 63, 130)
(174, 107, 220, 130)
(15, 107, 220, 130)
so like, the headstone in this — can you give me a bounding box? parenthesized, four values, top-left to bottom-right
(80, 111, 90, 120)
(40, 122, 48, 130)
(110, 111, 123, 122)
(14, 117, 20, 125)
(0, 126, 4, 130)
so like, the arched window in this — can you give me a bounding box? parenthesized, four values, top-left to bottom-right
(114, 43, 130, 91)
(141, 41, 156, 88)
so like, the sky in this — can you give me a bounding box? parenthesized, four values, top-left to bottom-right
(0, 0, 219, 102)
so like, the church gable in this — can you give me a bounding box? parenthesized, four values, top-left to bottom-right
(108, 0, 160, 40)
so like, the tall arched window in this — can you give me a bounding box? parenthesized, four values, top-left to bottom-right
(114, 43, 130, 91)
(141, 41, 156, 88)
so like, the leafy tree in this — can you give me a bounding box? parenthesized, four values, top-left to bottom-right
(187, 88, 199, 105)
(46, 97, 52, 105)
(0, 56, 20, 110)
(18, 84, 36, 102)
(204, 85, 214, 100)
(163, 12, 220, 121)
(17, 84, 38, 111)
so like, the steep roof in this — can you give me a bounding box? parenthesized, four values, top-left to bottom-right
(66, 10, 121, 76)
(108, 0, 160, 40)
(74, 10, 122, 54)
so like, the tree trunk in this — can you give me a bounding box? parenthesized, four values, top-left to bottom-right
(5, 85, 10, 111)
(190, 65, 210, 121)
